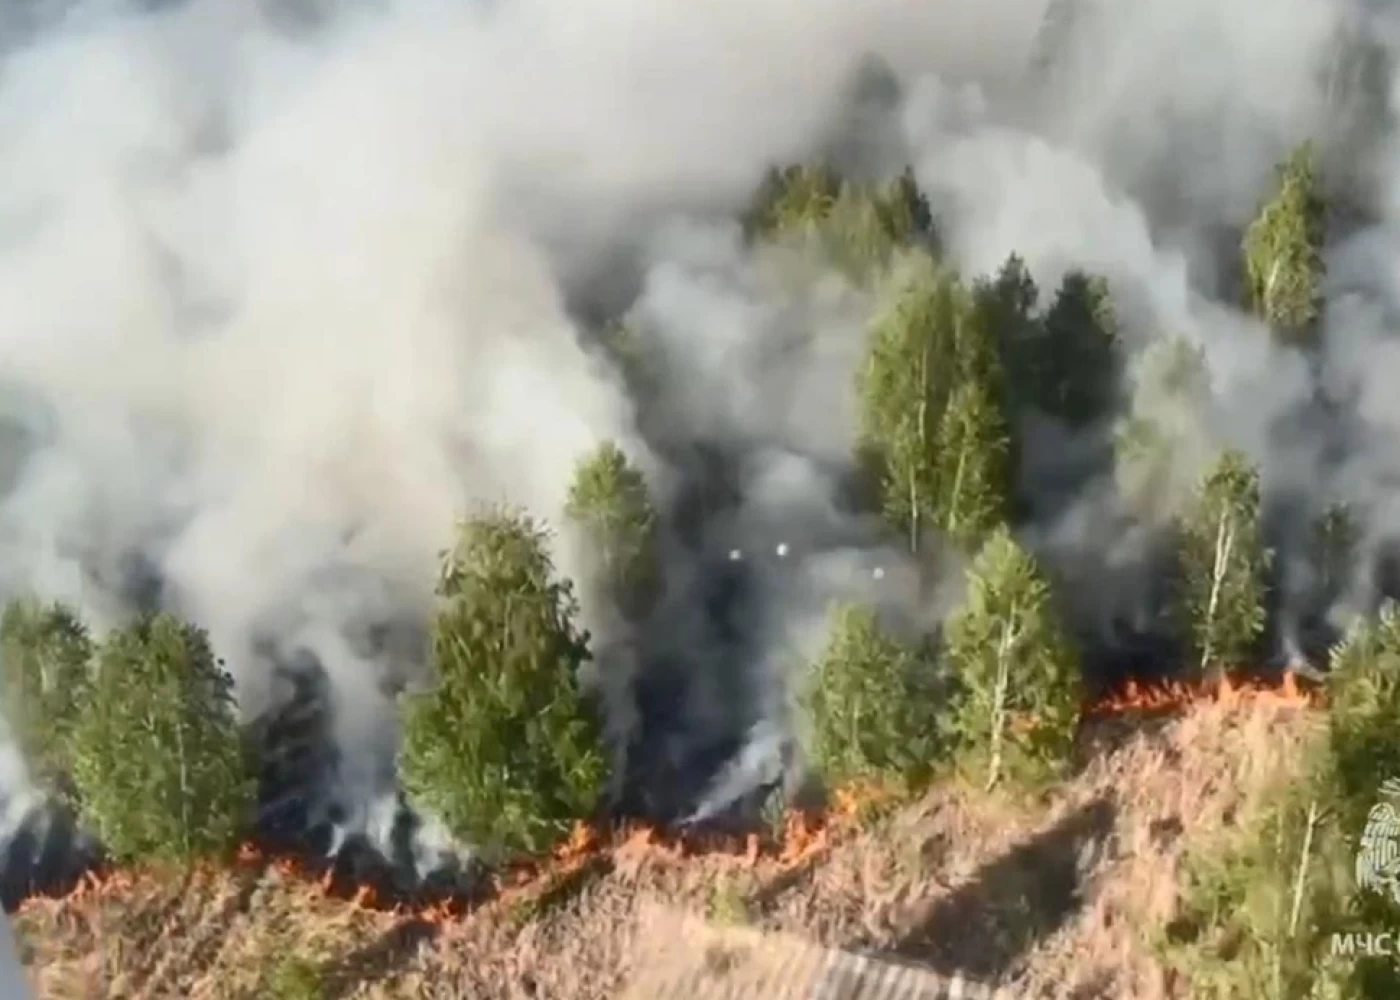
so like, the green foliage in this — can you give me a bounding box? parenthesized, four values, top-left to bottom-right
(1326, 607, 1400, 833)
(801, 603, 940, 793)
(855, 257, 1012, 552)
(1036, 270, 1121, 425)
(266, 955, 327, 1000)
(744, 163, 932, 284)
(743, 163, 843, 240)
(1243, 143, 1327, 343)
(707, 874, 755, 927)
(975, 253, 1040, 407)
(0, 598, 92, 799)
(1174, 450, 1271, 682)
(398, 509, 608, 862)
(1164, 772, 1353, 1000)
(943, 526, 1081, 791)
(1165, 607, 1400, 1000)
(67, 613, 255, 866)
(931, 378, 1012, 547)
(565, 440, 661, 622)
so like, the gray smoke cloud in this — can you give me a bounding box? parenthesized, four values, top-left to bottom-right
(0, 0, 1397, 877)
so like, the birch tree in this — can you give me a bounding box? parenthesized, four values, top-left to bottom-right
(0, 598, 92, 801)
(1175, 450, 1271, 683)
(856, 257, 958, 554)
(943, 526, 1080, 791)
(399, 509, 607, 861)
(1242, 143, 1327, 344)
(67, 613, 254, 865)
(857, 258, 1013, 553)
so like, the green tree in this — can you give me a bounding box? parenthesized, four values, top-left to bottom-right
(0, 598, 92, 800)
(742, 163, 843, 242)
(856, 257, 1012, 552)
(398, 509, 607, 861)
(943, 526, 1081, 791)
(1316, 606, 1400, 997)
(565, 441, 661, 622)
(931, 377, 1012, 548)
(1164, 768, 1351, 1000)
(801, 603, 940, 792)
(1164, 605, 1400, 1000)
(1242, 143, 1327, 343)
(974, 253, 1040, 405)
(1037, 270, 1121, 425)
(744, 162, 932, 284)
(1174, 450, 1271, 683)
(67, 613, 254, 865)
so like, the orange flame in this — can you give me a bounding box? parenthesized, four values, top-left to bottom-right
(31, 667, 1316, 924)
(1085, 668, 1319, 720)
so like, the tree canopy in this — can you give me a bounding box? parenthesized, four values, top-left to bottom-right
(1242, 143, 1327, 343)
(67, 613, 254, 865)
(398, 509, 608, 860)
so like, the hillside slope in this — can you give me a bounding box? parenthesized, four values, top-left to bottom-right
(11, 690, 1318, 1000)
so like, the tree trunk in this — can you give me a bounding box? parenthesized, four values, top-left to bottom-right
(911, 338, 932, 556)
(1289, 799, 1320, 937)
(1200, 515, 1236, 678)
(986, 612, 1018, 792)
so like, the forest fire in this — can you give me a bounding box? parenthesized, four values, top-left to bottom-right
(13, 668, 1319, 926)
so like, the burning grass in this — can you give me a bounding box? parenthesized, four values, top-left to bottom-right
(9, 668, 1324, 998)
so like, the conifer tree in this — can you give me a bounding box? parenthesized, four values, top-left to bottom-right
(1174, 450, 1271, 682)
(974, 253, 1040, 405)
(0, 598, 92, 801)
(943, 526, 1080, 791)
(565, 441, 661, 623)
(67, 613, 254, 865)
(398, 509, 607, 860)
(1242, 143, 1327, 344)
(1037, 270, 1121, 425)
(801, 603, 939, 792)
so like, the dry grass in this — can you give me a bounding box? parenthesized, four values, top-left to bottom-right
(11, 696, 1320, 999)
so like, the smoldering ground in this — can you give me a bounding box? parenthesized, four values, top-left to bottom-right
(1, 0, 1399, 903)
